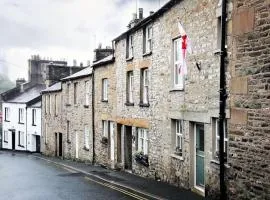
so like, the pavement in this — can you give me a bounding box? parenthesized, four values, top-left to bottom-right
(30, 152, 205, 200)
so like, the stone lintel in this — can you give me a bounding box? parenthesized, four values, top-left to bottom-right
(139, 59, 151, 69)
(116, 117, 150, 129)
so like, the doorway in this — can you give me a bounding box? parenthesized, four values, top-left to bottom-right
(12, 131, 15, 150)
(109, 122, 114, 162)
(59, 133, 62, 157)
(117, 124, 122, 164)
(195, 123, 205, 188)
(55, 133, 58, 156)
(36, 135, 41, 153)
(124, 126, 132, 170)
(75, 131, 79, 159)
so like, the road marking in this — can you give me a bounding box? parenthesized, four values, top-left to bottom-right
(84, 176, 148, 200)
(32, 156, 164, 200)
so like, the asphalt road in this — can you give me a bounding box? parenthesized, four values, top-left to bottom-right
(0, 151, 135, 200)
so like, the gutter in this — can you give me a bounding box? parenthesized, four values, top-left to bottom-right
(219, 0, 227, 199)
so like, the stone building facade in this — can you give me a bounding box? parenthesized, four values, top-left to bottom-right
(228, 0, 270, 199)
(41, 68, 93, 162)
(111, 0, 230, 197)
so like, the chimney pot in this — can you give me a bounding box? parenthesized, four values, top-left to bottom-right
(132, 13, 137, 20)
(139, 8, 143, 19)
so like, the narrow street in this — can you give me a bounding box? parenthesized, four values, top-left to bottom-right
(0, 151, 136, 200)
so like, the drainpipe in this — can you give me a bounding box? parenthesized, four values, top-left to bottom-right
(92, 68, 96, 165)
(26, 107, 28, 152)
(219, 0, 227, 199)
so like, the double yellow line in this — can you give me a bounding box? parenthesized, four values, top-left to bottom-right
(84, 176, 149, 200)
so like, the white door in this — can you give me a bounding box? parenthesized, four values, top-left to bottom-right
(110, 122, 114, 161)
(75, 131, 79, 159)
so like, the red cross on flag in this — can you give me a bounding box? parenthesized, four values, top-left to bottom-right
(178, 22, 188, 75)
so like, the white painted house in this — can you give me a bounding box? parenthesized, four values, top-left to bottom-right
(2, 85, 44, 152)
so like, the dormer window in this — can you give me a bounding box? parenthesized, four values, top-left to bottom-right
(126, 34, 134, 59)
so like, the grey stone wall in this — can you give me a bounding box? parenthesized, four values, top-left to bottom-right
(228, 0, 270, 199)
(114, 0, 226, 197)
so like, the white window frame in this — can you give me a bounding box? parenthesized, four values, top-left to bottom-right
(85, 81, 90, 106)
(4, 107, 10, 121)
(127, 71, 134, 103)
(32, 109, 36, 126)
(142, 69, 149, 104)
(128, 35, 134, 58)
(137, 128, 148, 155)
(145, 25, 153, 53)
(84, 125, 90, 149)
(4, 131, 8, 143)
(175, 120, 184, 156)
(67, 120, 70, 142)
(102, 78, 108, 101)
(214, 118, 228, 158)
(18, 131, 25, 146)
(74, 82, 78, 105)
(102, 120, 108, 138)
(19, 108, 24, 123)
(173, 38, 184, 90)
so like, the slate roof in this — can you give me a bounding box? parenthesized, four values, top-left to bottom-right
(6, 84, 46, 104)
(41, 82, 62, 94)
(92, 55, 115, 68)
(29, 101, 41, 107)
(61, 67, 92, 81)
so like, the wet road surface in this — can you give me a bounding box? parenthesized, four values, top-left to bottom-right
(0, 151, 135, 200)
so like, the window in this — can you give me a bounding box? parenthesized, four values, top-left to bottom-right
(74, 82, 78, 104)
(67, 83, 71, 105)
(44, 96, 47, 114)
(4, 107, 10, 121)
(19, 108, 24, 124)
(84, 125, 90, 149)
(173, 38, 184, 89)
(173, 119, 184, 156)
(67, 120, 70, 142)
(102, 120, 108, 138)
(44, 124, 48, 144)
(127, 71, 134, 104)
(137, 128, 148, 155)
(32, 109, 36, 126)
(140, 68, 149, 104)
(18, 131, 25, 147)
(46, 95, 49, 114)
(85, 81, 90, 106)
(4, 131, 8, 143)
(102, 78, 108, 101)
(55, 95, 58, 116)
(213, 118, 228, 160)
(143, 25, 153, 54)
(127, 35, 134, 58)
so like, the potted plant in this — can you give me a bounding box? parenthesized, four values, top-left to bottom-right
(134, 151, 149, 167)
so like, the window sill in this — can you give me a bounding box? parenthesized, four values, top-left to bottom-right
(18, 122, 24, 125)
(4, 120, 10, 122)
(65, 103, 71, 107)
(210, 159, 230, 168)
(169, 88, 184, 92)
(126, 57, 134, 62)
(84, 105, 89, 108)
(171, 154, 184, 160)
(18, 145, 25, 148)
(139, 102, 150, 107)
(143, 51, 152, 57)
(101, 100, 108, 103)
(4, 141, 8, 143)
(32, 124, 37, 126)
(125, 102, 134, 106)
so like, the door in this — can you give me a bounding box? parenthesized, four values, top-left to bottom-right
(195, 124, 205, 188)
(12, 131, 15, 150)
(55, 133, 58, 156)
(110, 122, 114, 161)
(59, 133, 62, 157)
(75, 131, 79, 159)
(124, 126, 132, 170)
(117, 124, 122, 163)
(36, 136, 41, 153)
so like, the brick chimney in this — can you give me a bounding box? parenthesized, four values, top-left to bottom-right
(93, 46, 114, 62)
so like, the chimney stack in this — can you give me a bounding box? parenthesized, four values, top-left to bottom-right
(139, 8, 143, 19)
(73, 59, 77, 66)
(16, 78, 26, 87)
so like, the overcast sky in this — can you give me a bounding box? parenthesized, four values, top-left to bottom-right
(0, 0, 169, 81)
